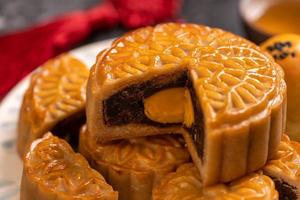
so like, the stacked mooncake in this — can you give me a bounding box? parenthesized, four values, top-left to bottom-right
(18, 23, 300, 200)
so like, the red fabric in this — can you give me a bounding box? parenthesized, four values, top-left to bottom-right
(111, 0, 181, 28)
(0, 0, 181, 99)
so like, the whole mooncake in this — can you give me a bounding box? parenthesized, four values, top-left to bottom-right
(263, 134, 300, 199)
(18, 54, 89, 157)
(87, 23, 286, 185)
(21, 133, 118, 200)
(261, 34, 300, 142)
(79, 125, 190, 200)
(153, 163, 278, 200)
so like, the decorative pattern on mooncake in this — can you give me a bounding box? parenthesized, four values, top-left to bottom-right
(87, 23, 286, 185)
(263, 134, 300, 199)
(18, 54, 89, 157)
(261, 34, 300, 142)
(79, 125, 190, 200)
(153, 163, 278, 200)
(21, 133, 118, 200)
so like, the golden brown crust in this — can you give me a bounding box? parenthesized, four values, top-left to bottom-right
(263, 134, 300, 196)
(87, 23, 286, 185)
(153, 163, 278, 200)
(79, 125, 189, 200)
(21, 133, 118, 200)
(88, 23, 286, 137)
(17, 54, 89, 157)
(91, 23, 284, 128)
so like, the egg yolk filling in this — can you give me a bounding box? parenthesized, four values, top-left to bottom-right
(102, 70, 205, 158)
(144, 87, 194, 127)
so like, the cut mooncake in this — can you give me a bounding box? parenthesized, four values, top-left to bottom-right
(21, 133, 118, 200)
(152, 163, 278, 200)
(261, 34, 300, 142)
(87, 23, 286, 185)
(18, 54, 89, 157)
(263, 134, 300, 199)
(79, 125, 190, 200)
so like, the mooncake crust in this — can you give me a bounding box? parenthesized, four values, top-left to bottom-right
(79, 125, 190, 200)
(21, 133, 118, 200)
(263, 134, 300, 199)
(87, 23, 286, 185)
(18, 54, 89, 157)
(88, 23, 285, 138)
(153, 163, 278, 200)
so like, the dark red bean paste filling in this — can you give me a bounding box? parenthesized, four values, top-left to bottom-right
(52, 110, 86, 151)
(103, 70, 187, 126)
(185, 77, 205, 159)
(271, 176, 297, 200)
(103, 69, 205, 158)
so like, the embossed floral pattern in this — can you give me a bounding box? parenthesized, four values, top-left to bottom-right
(80, 125, 190, 171)
(17, 54, 89, 156)
(30, 54, 88, 126)
(95, 23, 285, 126)
(264, 135, 300, 178)
(22, 133, 118, 199)
(153, 163, 278, 200)
(0, 40, 111, 199)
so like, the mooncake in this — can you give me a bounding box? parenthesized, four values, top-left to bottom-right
(21, 133, 118, 200)
(261, 34, 300, 141)
(18, 54, 89, 157)
(263, 134, 300, 199)
(79, 125, 190, 200)
(87, 23, 286, 185)
(153, 163, 278, 200)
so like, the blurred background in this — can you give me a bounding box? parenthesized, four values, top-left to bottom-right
(1, 0, 300, 99)
(0, 0, 244, 40)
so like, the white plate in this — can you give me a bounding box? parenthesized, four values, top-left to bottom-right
(0, 39, 113, 200)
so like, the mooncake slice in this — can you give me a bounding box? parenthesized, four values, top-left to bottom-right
(87, 23, 286, 185)
(263, 134, 300, 199)
(79, 125, 190, 200)
(153, 163, 278, 200)
(21, 133, 118, 200)
(261, 34, 300, 142)
(18, 54, 89, 157)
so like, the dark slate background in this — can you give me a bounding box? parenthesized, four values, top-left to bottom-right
(0, 0, 246, 43)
